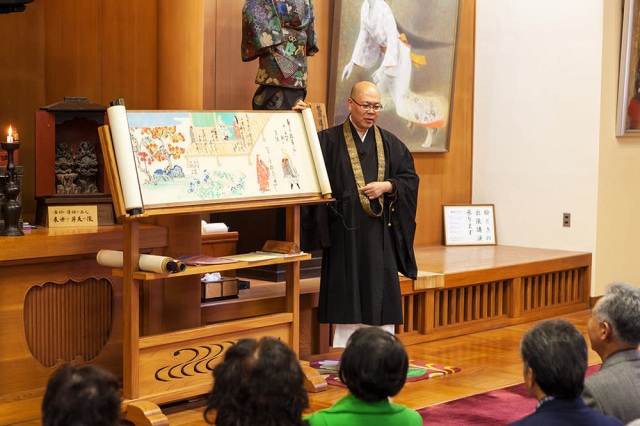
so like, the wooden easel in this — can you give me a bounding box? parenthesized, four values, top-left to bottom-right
(98, 120, 327, 425)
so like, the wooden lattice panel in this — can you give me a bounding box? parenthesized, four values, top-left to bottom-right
(432, 281, 509, 328)
(23, 278, 114, 366)
(522, 268, 585, 312)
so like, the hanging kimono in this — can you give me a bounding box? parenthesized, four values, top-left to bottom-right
(241, 0, 319, 90)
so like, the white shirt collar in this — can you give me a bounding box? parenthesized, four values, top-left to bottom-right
(349, 115, 368, 142)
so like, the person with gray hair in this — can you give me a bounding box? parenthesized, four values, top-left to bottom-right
(508, 319, 622, 425)
(582, 282, 640, 423)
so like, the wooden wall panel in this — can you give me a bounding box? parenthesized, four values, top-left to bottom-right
(214, 1, 258, 110)
(0, 3, 46, 223)
(202, 1, 217, 109)
(44, 1, 102, 103)
(304, 1, 332, 105)
(157, 0, 205, 109)
(99, 0, 158, 109)
(44, 0, 158, 109)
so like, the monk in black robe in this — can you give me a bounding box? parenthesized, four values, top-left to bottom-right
(298, 81, 419, 347)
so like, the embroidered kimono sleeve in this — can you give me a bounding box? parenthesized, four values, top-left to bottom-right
(241, 0, 283, 62)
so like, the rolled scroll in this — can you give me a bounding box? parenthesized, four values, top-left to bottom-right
(97, 249, 186, 274)
(106, 102, 144, 215)
(201, 221, 230, 234)
(301, 107, 332, 198)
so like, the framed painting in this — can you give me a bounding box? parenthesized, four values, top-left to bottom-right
(617, 0, 640, 136)
(328, 0, 460, 152)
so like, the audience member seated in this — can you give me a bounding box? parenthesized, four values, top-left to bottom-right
(508, 319, 622, 426)
(304, 327, 422, 426)
(582, 282, 640, 423)
(203, 336, 309, 426)
(41, 363, 121, 426)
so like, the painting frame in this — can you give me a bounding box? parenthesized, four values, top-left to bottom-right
(616, 0, 640, 136)
(327, 0, 461, 152)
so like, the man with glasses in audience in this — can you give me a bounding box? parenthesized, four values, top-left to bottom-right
(295, 80, 419, 347)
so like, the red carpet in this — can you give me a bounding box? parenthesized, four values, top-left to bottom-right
(418, 364, 601, 425)
(310, 358, 461, 388)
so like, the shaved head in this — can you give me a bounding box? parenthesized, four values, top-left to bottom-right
(347, 81, 382, 135)
(350, 81, 380, 99)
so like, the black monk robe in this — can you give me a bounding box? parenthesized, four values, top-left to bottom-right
(309, 120, 419, 326)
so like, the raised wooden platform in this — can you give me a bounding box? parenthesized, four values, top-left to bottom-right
(398, 244, 591, 345)
(203, 244, 591, 356)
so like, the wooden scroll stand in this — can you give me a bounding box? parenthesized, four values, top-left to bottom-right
(98, 124, 326, 426)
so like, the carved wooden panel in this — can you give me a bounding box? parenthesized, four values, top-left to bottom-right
(24, 278, 114, 366)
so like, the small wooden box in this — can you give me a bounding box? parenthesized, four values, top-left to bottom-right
(201, 277, 239, 301)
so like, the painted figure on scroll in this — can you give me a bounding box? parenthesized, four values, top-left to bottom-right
(282, 149, 301, 189)
(241, 0, 319, 111)
(294, 81, 419, 348)
(256, 154, 270, 192)
(341, 0, 445, 148)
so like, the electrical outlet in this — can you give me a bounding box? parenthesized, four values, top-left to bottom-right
(563, 213, 571, 227)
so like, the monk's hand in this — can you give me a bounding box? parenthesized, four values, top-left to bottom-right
(292, 100, 308, 112)
(359, 181, 393, 200)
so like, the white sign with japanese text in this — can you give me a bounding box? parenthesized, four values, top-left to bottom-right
(443, 205, 496, 246)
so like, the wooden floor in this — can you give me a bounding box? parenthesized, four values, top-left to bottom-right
(161, 309, 597, 425)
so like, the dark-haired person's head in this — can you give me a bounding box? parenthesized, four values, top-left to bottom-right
(338, 327, 409, 402)
(41, 363, 121, 426)
(520, 319, 587, 399)
(204, 336, 309, 426)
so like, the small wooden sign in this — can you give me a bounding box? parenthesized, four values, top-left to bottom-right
(443, 204, 497, 246)
(308, 102, 329, 131)
(47, 205, 99, 228)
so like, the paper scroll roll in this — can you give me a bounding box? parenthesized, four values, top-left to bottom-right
(301, 108, 332, 198)
(201, 222, 229, 234)
(97, 249, 186, 274)
(106, 104, 144, 214)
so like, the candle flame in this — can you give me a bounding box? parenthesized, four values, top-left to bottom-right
(7, 126, 11, 137)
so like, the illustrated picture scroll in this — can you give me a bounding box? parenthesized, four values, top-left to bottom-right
(103, 105, 331, 215)
(443, 204, 496, 246)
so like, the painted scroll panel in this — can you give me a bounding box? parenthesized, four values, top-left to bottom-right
(126, 111, 321, 209)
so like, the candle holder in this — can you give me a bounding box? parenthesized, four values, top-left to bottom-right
(0, 141, 24, 236)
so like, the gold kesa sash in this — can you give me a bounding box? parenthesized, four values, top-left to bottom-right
(343, 120, 385, 218)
